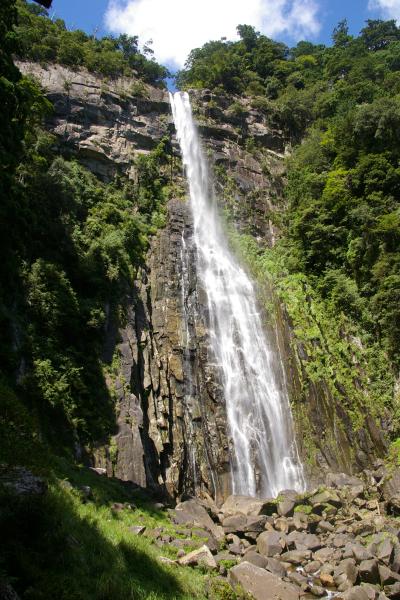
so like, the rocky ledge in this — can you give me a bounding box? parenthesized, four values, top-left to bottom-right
(132, 465, 400, 599)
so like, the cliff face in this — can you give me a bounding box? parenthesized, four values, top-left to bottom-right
(20, 61, 386, 500)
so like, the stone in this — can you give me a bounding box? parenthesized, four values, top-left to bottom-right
(288, 571, 308, 587)
(379, 566, 400, 586)
(178, 545, 217, 569)
(381, 468, 400, 502)
(294, 533, 322, 551)
(310, 489, 342, 508)
(241, 552, 268, 569)
(318, 520, 335, 533)
(128, 525, 146, 536)
(392, 547, 400, 573)
(359, 559, 380, 584)
(352, 544, 374, 563)
(310, 585, 325, 597)
(377, 539, 394, 564)
(221, 495, 277, 517)
(304, 561, 321, 574)
(89, 467, 107, 476)
(228, 543, 243, 556)
(158, 556, 177, 566)
(333, 534, 352, 548)
(280, 550, 312, 564)
(326, 473, 364, 489)
(278, 499, 295, 517)
(228, 562, 300, 600)
(222, 514, 247, 533)
(314, 547, 336, 563)
(257, 531, 285, 557)
(341, 586, 370, 600)
(173, 499, 224, 541)
(334, 559, 358, 588)
(320, 572, 335, 586)
(293, 512, 308, 531)
(245, 515, 268, 532)
(361, 583, 380, 600)
(275, 517, 290, 533)
(266, 557, 287, 578)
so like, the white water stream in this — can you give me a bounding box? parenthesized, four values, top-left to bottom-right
(170, 91, 305, 497)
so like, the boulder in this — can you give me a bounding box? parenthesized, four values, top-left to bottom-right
(334, 558, 358, 589)
(359, 559, 380, 584)
(320, 572, 335, 586)
(309, 585, 325, 597)
(280, 549, 312, 564)
(305, 561, 322, 574)
(228, 561, 300, 600)
(346, 544, 371, 563)
(294, 533, 322, 551)
(275, 517, 290, 533)
(341, 586, 370, 600)
(178, 545, 217, 569)
(128, 525, 146, 536)
(278, 499, 296, 517)
(245, 515, 268, 532)
(326, 473, 364, 489)
(241, 552, 268, 569)
(172, 499, 224, 541)
(314, 547, 336, 563)
(377, 539, 394, 564)
(310, 489, 342, 508)
(288, 571, 308, 587)
(222, 514, 247, 533)
(221, 495, 277, 517)
(379, 566, 400, 586)
(266, 557, 287, 578)
(381, 468, 400, 502)
(257, 531, 285, 557)
(318, 520, 335, 533)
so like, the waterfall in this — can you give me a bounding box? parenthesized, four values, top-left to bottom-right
(170, 91, 305, 498)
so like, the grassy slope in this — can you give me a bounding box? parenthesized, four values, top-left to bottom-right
(1, 458, 208, 600)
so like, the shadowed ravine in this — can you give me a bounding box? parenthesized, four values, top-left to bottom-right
(170, 91, 305, 498)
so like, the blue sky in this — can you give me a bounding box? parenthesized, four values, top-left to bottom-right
(46, 0, 399, 70)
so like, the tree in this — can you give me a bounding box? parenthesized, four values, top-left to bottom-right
(361, 19, 400, 51)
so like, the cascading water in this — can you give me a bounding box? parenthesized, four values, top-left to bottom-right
(170, 91, 305, 498)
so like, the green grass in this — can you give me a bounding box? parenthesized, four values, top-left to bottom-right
(0, 460, 208, 600)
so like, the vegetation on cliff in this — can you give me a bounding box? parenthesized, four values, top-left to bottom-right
(15, 0, 168, 84)
(179, 20, 400, 375)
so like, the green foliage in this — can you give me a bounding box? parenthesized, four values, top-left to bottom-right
(15, 0, 168, 85)
(0, 3, 171, 448)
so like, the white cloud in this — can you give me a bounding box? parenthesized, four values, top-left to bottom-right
(105, 0, 321, 68)
(368, 0, 400, 21)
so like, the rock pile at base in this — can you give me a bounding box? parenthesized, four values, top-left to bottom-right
(138, 465, 400, 599)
